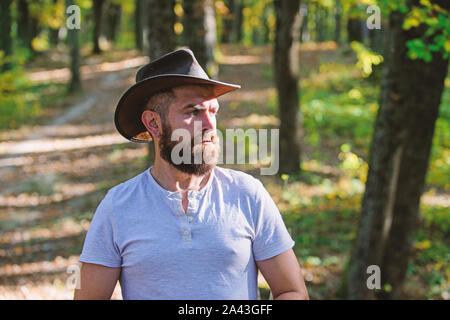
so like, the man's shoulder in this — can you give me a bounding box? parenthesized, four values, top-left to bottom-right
(106, 168, 149, 198)
(214, 166, 263, 196)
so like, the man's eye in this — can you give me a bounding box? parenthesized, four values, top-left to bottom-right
(188, 109, 199, 116)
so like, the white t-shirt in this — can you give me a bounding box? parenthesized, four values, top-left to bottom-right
(79, 166, 295, 299)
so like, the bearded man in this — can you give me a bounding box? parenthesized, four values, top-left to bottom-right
(75, 49, 309, 300)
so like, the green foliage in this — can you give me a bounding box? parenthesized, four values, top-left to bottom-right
(114, 1, 137, 50)
(350, 41, 384, 77)
(300, 62, 379, 151)
(427, 78, 450, 190)
(364, 0, 449, 62)
(403, 0, 450, 61)
(0, 51, 66, 130)
(29, 0, 66, 30)
(242, 0, 274, 46)
(297, 55, 449, 191)
(410, 204, 450, 299)
(0, 52, 35, 129)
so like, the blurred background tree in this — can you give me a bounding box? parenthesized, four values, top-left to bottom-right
(92, 0, 104, 54)
(274, 0, 303, 174)
(183, 0, 218, 78)
(346, 0, 450, 300)
(0, 0, 13, 72)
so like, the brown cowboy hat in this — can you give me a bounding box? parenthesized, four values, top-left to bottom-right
(114, 48, 240, 142)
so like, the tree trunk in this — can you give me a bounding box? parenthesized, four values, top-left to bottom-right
(16, 0, 40, 55)
(299, 3, 309, 43)
(0, 0, 13, 72)
(182, 0, 218, 78)
(368, 24, 386, 54)
(221, 0, 234, 43)
(92, 0, 104, 54)
(27, 16, 41, 56)
(315, 3, 324, 42)
(347, 2, 449, 300)
(262, 5, 271, 44)
(148, 0, 176, 59)
(347, 7, 362, 43)
(135, 0, 144, 51)
(231, 0, 243, 43)
(147, 0, 177, 166)
(104, 1, 121, 43)
(49, 27, 60, 47)
(334, 0, 342, 44)
(66, 0, 82, 93)
(274, 0, 302, 174)
(49, 0, 60, 47)
(17, 0, 30, 48)
(323, 5, 331, 41)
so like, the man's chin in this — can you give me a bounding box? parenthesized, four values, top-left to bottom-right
(170, 162, 216, 176)
(159, 137, 220, 176)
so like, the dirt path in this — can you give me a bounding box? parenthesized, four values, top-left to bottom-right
(0, 53, 148, 299)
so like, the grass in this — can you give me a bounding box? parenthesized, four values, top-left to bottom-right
(0, 79, 67, 131)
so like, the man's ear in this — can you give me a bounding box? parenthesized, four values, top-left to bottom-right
(141, 110, 162, 139)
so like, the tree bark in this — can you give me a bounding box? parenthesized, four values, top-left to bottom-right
(221, 0, 234, 43)
(49, 27, 60, 47)
(104, 1, 121, 43)
(17, 0, 40, 54)
(66, 0, 82, 93)
(49, 0, 60, 47)
(262, 5, 271, 44)
(315, 3, 324, 42)
(231, 0, 243, 43)
(334, 0, 342, 44)
(299, 3, 309, 43)
(147, 0, 177, 165)
(147, 0, 176, 60)
(347, 9, 362, 43)
(0, 0, 13, 72)
(17, 0, 30, 48)
(182, 0, 218, 78)
(347, 1, 449, 300)
(274, 0, 302, 174)
(92, 0, 104, 54)
(135, 0, 144, 51)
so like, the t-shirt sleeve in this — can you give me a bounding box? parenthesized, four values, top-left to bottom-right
(79, 191, 122, 267)
(252, 180, 295, 261)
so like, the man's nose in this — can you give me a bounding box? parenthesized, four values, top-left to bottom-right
(200, 107, 215, 131)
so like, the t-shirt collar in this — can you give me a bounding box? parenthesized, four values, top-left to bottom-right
(146, 166, 215, 200)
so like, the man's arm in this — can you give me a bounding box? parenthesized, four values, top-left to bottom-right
(256, 249, 309, 300)
(74, 263, 121, 300)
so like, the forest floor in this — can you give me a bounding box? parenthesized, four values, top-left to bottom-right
(0, 43, 448, 299)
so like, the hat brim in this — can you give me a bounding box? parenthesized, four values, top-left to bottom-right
(114, 74, 240, 143)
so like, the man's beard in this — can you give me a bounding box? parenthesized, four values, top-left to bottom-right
(159, 119, 220, 176)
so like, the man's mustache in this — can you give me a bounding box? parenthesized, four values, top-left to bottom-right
(193, 130, 219, 144)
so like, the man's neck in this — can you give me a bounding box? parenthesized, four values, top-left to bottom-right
(150, 158, 212, 193)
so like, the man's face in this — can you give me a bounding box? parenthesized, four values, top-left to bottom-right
(158, 85, 220, 175)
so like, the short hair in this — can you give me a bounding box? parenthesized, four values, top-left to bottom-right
(143, 88, 176, 121)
